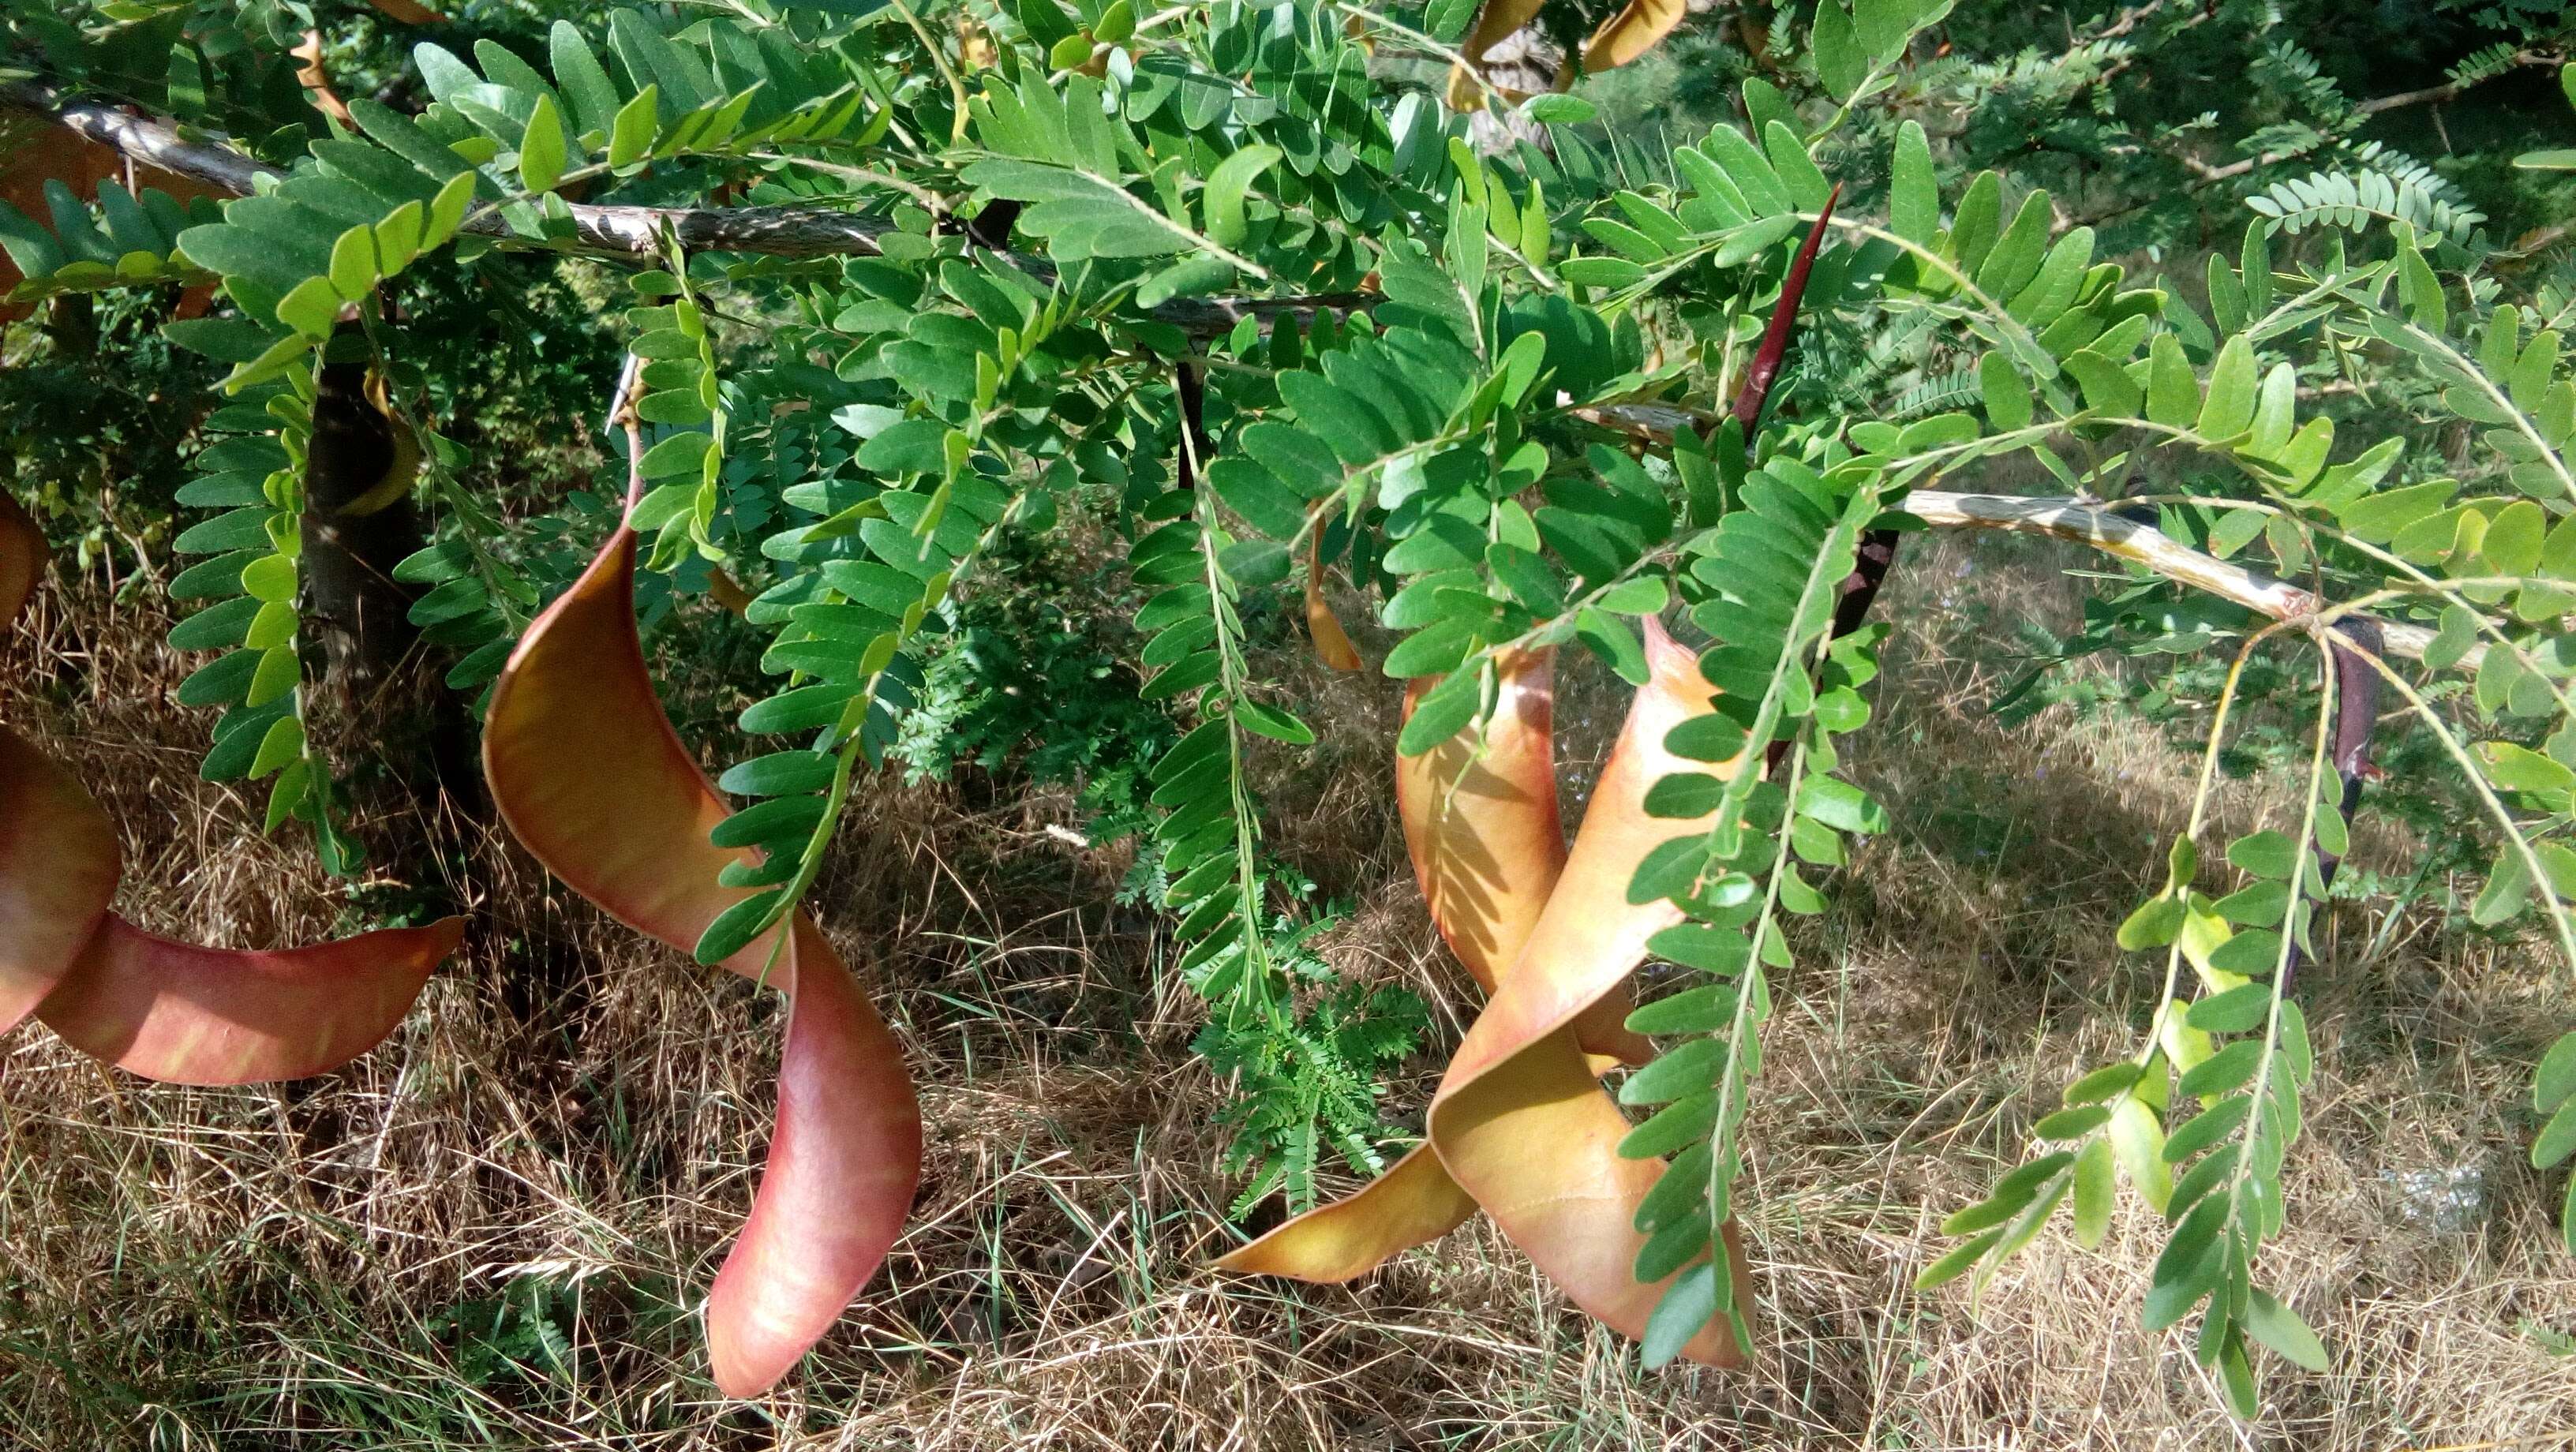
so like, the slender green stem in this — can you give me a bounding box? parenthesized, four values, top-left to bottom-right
(1187, 420, 1285, 1031)
(2221, 631, 2336, 1216)
(883, 0, 972, 145)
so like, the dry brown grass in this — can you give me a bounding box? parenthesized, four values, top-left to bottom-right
(6, 530, 2576, 1450)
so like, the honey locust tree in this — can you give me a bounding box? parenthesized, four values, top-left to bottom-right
(5, 0, 2576, 1416)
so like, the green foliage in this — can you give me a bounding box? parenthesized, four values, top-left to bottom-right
(0, 174, 219, 307)
(0, 282, 215, 539)
(1196, 944, 1431, 1216)
(890, 538, 1178, 847)
(1619, 451, 1894, 1364)
(12, 0, 2576, 1418)
(157, 341, 358, 868)
(2246, 144, 2490, 253)
(427, 1273, 580, 1390)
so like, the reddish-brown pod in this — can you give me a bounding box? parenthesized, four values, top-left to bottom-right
(1223, 648, 1637, 1281)
(1732, 186, 1841, 431)
(5, 423, 451, 1091)
(1425, 617, 1757, 1368)
(0, 724, 120, 1034)
(706, 915, 926, 1398)
(36, 914, 461, 1085)
(1305, 536, 1363, 672)
(482, 526, 777, 976)
(1, 489, 40, 632)
(484, 518, 924, 1395)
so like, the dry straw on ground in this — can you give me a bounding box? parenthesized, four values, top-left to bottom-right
(4, 529, 2574, 1449)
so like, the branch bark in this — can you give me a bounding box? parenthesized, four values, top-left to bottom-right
(0, 79, 1365, 335)
(1576, 401, 2464, 668)
(2172, 52, 2554, 185)
(1896, 488, 2462, 668)
(301, 329, 425, 689)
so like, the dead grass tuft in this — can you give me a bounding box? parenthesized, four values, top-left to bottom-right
(5, 531, 2574, 1448)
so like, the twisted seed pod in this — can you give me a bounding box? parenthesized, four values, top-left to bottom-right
(1397, 650, 1564, 997)
(36, 912, 460, 1085)
(1423, 617, 1754, 1368)
(1219, 647, 1647, 1279)
(1335, 195, 1847, 1355)
(2, 515, 454, 1083)
(482, 522, 923, 1398)
(0, 724, 118, 1035)
(706, 914, 922, 1398)
(483, 527, 780, 977)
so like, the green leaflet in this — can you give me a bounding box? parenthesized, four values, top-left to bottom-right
(1624, 455, 1890, 1359)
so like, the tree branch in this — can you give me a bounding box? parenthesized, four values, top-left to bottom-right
(0, 79, 1365, 336)
(1577, 401, 2464, 668)
(2170, 51, 2555, 185)
(1896, 489, 2456, 668)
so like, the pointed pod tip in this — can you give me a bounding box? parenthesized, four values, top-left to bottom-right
(422, 913, 469, 955)
(1211, 1145, 1478, 1282)
(702, 918, 923, 1398)
(1638, 614, 1699, 683)
(708, 1345, 782, 1401)
(1305, 537, 1364, 672)
(41, 910, 461, 1085)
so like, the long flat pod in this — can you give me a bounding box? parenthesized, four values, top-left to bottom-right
(1446, 0, 1549, 110)
(483, 521, 923, 1394)
(4, 524, 449, 1078)
(483, 526, 778, 975)
(1395, 650, 1649, 1063)
(38, 913, 460, 1084)
(1, 490, 38, 631)
(1215, 1142, 1476, 1280)
(0, 725, 118, 1033)
(1581, 0, 1689, 73)
(706, 913, 925, 1397)
(1398, 649, 1563, 994)
(1305, 536, 1362, 672)
(1222, 648, 1640, 1279)
(1424, 617, 1755, 1368)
